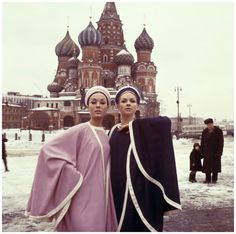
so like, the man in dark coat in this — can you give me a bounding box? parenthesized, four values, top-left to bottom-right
(2, 135, 9, 172)
(200, 118, 224, 183)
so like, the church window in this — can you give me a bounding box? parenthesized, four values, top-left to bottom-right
(56, 103, 58, 108)
(138, 65, 146, 71)
(148, 79, 154, 92)
(51, 103, 53, 108)
(103, 55, 108, 63)
(148, 65, 155, 71)
(46, 103, 49, 107)
(64, 101, 71, 106)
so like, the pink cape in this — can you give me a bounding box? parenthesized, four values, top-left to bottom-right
(26, 122, 118, 231)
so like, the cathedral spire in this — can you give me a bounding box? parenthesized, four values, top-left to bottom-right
(100, 2, 120, 20)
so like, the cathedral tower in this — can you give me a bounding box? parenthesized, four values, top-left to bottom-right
(133, 27, 157, 101)
(54, 29, 80, 87)
(97, 2, 125, 87)
(78, 21, 103, 88)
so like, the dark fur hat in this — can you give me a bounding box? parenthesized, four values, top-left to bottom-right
(204, 118, 214, 124)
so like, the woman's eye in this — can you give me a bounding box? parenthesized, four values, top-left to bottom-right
(100, 101, 106, 105)
(91, 101, 97, 104)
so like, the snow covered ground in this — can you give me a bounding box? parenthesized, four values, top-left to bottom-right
(2, 128, 234, 232)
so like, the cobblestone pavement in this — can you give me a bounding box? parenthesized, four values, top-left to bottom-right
(163, 206, 234, 232)
(3, 206, 234, 232)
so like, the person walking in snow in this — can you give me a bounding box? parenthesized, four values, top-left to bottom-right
(189, 143, 203, 182)
(2, 135, 9, 172)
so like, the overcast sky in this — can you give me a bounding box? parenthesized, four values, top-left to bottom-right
(2, 1, 234, 121)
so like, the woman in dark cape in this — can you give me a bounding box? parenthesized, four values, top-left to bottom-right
(109, 86, 181, 232)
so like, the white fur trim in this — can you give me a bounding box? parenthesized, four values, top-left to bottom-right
(126, 145, 157, 232)
(117, 182, 129, 232)
(25, 174, 83, 229)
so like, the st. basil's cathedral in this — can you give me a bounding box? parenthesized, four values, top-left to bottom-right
(30, 2, 159, 130)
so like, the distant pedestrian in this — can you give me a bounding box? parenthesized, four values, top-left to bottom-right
(189, 143, 203, 182)
(200, 118, 224, 183)
(2, 135, 9, 172)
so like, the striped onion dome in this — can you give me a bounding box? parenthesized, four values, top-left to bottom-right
(47, 82, 63, 93)
(55, 30, 80, 57)
(134, 28, 154, 52)
(78, 21, 102, 47)
(114, 49, 134, 65)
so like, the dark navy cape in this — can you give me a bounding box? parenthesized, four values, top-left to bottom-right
(110, 116, 181, 232)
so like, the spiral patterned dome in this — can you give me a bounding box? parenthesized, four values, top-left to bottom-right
(78, 21, 102, 47)
(47, 82, 63, 93)
(134, 28, 154, 52)
(114, 49, 134, 65)
(55, 31, 80, 57)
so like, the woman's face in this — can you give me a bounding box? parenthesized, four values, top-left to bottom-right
(117, 91, 138, 117)
(88, 92, 108, 120)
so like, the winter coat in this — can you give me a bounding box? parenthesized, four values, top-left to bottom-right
(2, 137, 8, 159)
(200, 126, 224, 173)
(189, 149, 203, 171)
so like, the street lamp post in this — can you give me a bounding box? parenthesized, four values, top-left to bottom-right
(174, 86, 182, 139)
(187, 104, 192, 125)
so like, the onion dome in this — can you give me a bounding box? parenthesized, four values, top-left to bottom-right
(55, 30, 80, 57)
(134, 28, 154, 52)
(47, 82, 63, 93)
(78, 21, 102, 47)
(68, 48, 79, 68)
(114, 49, 134, 65)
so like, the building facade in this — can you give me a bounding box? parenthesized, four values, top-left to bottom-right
(2, 103, 28, 129)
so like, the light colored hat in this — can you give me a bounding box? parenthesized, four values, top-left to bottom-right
(115, 85, 141, 104)
(85, 86, 111, 106)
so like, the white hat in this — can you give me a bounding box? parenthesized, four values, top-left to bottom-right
(85, 86, 111, 106)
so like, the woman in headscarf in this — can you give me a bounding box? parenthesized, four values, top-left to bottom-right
(26, 86, 117, 232)
(109, 85, 181, 232)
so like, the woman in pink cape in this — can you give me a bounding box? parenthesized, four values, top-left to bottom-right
(26, 86, 118, 232)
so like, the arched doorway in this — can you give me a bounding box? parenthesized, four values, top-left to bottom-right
(63, 116, 74, 127)
(103, 114, 115, 130)
(31, 112, 50, 130)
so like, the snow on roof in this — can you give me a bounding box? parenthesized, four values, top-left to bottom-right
(35, 96, 78, 101)
(2, 103, 23, 108)
(30, 107, 58, 111)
